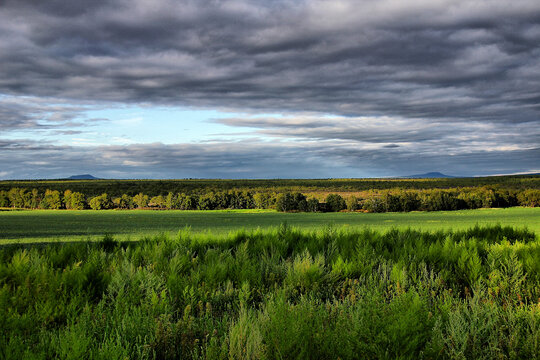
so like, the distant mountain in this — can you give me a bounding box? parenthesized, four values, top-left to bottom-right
(401, 172, 455, 179)
(67, 174, 100, 180)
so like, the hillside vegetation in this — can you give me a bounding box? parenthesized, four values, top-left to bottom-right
(1, 175, 539, 212)
(1, 175, 539, 198)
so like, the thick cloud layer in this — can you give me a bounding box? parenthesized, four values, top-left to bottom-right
(0, 0, 539, 178)
(1, 0, 539, 119)
(1, 138, 538, 179)
(216, 115, 540, 150)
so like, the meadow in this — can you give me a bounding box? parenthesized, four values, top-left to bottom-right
(2, 207, 539, 358)
(1, 207, 539, 244)
(1, 224, 538, 359)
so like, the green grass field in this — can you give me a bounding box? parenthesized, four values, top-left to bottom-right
(1, 207, 538, 244)
(2, 206, 539, 358)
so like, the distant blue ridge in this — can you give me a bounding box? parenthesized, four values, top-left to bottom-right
(67, 174, 100, 180)
(400, 172, 455, 179)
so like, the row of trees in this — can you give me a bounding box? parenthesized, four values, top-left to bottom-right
(0, 189, 259, 211)
(0, 188, 91, 210)
(1, 187, 539, 212)
(273, 188, 540, 212)
(3, 175, 539, 198)
(350, 188, 540, 212)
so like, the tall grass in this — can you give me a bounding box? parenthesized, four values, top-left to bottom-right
(0, 225, 538, 359)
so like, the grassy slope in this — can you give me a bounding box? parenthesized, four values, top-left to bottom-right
(1, 207, 539, 243)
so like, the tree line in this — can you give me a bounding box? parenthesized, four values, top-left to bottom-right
(1, 175, 539, 198)
(1, 186, 539, 212)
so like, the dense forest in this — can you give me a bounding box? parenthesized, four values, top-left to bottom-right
(1, 184, 539, 212)
(1, 175, 539, 198)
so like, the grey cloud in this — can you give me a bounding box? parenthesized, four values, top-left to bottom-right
(0, 139, 347, 179)
(0, 0, 539, 179)
(215, 116, 540, 152)
(0, 138, 538, 180)
(0, 95, 105, 132)
(53, 130, 85, 135)
(0, 0, 539, 123)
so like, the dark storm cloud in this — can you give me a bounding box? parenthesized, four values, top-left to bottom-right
(0, 0, 539, 122)
(1, 0, 539, 178)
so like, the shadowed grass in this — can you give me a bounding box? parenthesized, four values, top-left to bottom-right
(0, 207, 539, 244)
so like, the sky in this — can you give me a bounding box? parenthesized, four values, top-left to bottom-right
(0, 0, 539, 179)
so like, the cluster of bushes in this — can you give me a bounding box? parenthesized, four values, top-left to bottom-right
(272, 187, 540, 212)
(1, 225, 538, 359)
(1, 186, 539, 212)
(354, 187, 540, 212)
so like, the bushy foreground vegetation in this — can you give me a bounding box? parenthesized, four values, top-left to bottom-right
(1, 225, 538, 359)
(1, 185, 539, 212)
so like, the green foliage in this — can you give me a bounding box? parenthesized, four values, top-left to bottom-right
(362, 196, 386, 212)
(165, 192, 178, 209)
(253, 192, 276, 209)
(133, 192, 149, 208)
(40, 189, 61, 209)
(113, 194, 133, 209)
(421, 189, 464, 211)
(285, 250, 326, 293)
(428, 293, 540, 359)
(228, 308, 264, 360)
(8, 187, 31, 208)
(0, 175, 538, 212)
(306, 198, 320, 212)
(457, 244, 483, 287)
(179, 194, 198, 210)
(518, 189, 540, 207)
(275, 192, 307, 212)
(150, 195, 165, 208)
(64, 190, 86, 210)
(0, 190, 9, 207)
(2, 175, 539, 198)
(88, 193, 111, 210)
(0, 225, 538, 359)
(325, 193, 346, 212)
(70, 192, 86, 210)
(346, 195, 361, 211)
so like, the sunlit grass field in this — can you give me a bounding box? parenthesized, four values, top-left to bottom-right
(1, 224, 539, 359)
(1, 208, 539, 358)
(1, 207, 538, 244)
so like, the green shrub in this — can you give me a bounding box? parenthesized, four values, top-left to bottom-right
(0, 225, 538, 359)
(285, 250, 325, 293)
(325, 193, 346, 212)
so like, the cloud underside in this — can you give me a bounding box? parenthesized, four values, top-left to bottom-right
(1, 139, 538, 179)
(1, 0, 539, 120)
(0, 0, 539, 178)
